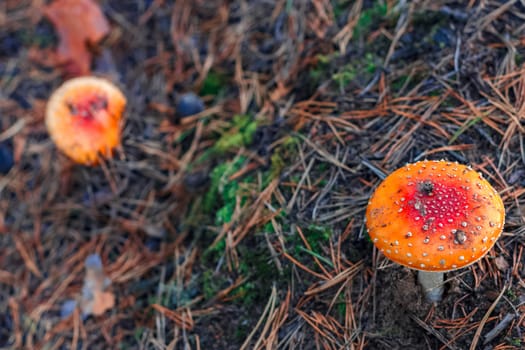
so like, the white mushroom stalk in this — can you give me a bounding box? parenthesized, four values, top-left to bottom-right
(417, 271, 445, 303)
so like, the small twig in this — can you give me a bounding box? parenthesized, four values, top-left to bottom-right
(454, 34, 461, 74)
(483, 312, 515, 345)
(469, 285, 507, 350)
(240, 285, 277, 350)
(0, 118, 26, 142)
(360, 158, 386, 180)
(296, 133, 356, 173)
(409, 313, 459, 350)
(286, 158, 314, 212)
(384, 1, 412, 67)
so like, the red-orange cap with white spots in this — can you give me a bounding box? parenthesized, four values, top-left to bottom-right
(366, 160, 505, 272)
(46, 76, 126, 166)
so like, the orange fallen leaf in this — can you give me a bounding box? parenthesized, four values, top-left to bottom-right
(44, 0, 110, 76)
(90, 291, 115, 316)
(80, 254, 115, 317)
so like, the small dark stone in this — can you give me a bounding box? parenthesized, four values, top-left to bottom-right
(184, 171, 209, 190)
(176, 92, 205, 118)
(0, 142, 14, 175)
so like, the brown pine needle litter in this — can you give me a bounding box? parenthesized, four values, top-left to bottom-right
(2, 0, 525, 349)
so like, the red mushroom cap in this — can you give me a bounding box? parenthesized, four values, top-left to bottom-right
(366, 160, 505, 271)
(45, 76, 126, 165)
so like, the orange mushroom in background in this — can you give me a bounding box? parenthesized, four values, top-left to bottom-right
(366, 160, 505, 302)
(46, 76, 126, 165)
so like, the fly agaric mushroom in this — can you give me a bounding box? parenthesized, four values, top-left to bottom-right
(46, 76, 126, 165)
(366, 160, 505, 302)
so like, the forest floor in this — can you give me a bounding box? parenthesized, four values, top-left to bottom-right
(1, 0, 525, 349)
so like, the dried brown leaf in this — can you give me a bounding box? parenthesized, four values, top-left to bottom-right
(80, 254, 115, 317)
(44, 0, 110, 76)
(90, 291, 115, 316)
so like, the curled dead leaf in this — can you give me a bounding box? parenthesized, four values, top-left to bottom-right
(44, 0, 110, 76)
(80, 253, 115, 317)
(90, 291, 115, 316)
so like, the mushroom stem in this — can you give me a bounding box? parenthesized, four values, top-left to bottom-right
(417, 271, 444, 302)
